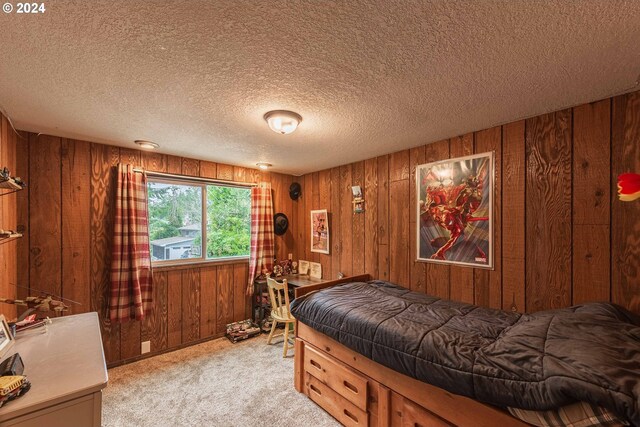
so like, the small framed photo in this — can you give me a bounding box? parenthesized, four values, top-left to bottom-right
(310, 209, 330, 254)
(309, 262, 322, 279)
(351, 186, 362, 198)
(298, 260, 310, 275)
(0, 315, 16, 359)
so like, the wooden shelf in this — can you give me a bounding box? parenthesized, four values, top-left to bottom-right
(0, 177, 24, 193)
(0, 233, 22, 245)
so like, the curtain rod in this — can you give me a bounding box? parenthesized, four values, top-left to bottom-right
(132, 168, 258, 188)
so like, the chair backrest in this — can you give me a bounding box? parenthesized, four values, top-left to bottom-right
(266, 277, 291, 313)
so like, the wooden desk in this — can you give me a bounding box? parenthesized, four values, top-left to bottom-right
(281, 274, 327, 288)
(0, 312, 108, 427)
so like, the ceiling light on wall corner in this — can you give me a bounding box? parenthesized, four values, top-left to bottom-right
(134, 140, 159, 150)
(263, 110, 302, 135)
(256, 162, 272, 170)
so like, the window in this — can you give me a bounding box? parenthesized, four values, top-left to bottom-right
(147, 177, 251, 264)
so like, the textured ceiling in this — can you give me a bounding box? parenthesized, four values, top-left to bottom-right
(1, 1, 639, 175)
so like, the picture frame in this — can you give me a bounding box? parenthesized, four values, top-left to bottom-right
(416, 151, 494, 269)
(309, 262, 322, 279)
(0, 315, 16, 360)
(298, 260, 310, 275)
(310, 209, 330, 254)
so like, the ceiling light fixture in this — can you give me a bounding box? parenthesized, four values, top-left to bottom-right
(256, 162, 272, 170)
(134, 140, 159, 150)
(263, 110, 302, 135)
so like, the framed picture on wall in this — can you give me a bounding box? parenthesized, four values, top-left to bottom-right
(310, 209, 330, 254)
(416, 151, 494, 269)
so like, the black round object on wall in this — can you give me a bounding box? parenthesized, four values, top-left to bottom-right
(289, 182, 302, 200)
(274, 213, 289, 235)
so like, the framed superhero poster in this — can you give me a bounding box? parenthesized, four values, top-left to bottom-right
(416, 151, 494, 269)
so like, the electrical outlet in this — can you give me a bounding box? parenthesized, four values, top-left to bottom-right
(288, 253, 293, 260)
(141, 341, 151, 354)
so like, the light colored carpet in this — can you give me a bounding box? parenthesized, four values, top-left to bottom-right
(102, 334, 340, 427)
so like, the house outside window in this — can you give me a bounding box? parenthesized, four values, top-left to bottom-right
(147, 177, 251, 264)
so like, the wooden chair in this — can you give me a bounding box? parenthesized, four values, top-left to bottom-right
(266, 277, 296, 357)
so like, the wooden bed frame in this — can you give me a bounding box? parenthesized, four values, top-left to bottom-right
(293, 274, 528, 427)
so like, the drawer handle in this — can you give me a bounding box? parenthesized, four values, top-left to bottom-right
(325, 345, 331, 352)
(343, 409, 358, 422)
(343, 380, 358, 394)
(309, 384, 322, 396)
(310, 359, 323, 372)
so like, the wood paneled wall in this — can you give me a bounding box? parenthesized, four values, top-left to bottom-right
(293, 91, 640, 314)
(0, 114, 20, 320)
(11, 135, 296, 366)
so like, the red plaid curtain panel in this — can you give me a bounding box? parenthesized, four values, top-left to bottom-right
(247, 183, 275, 295)
(109, 164, 154, 323)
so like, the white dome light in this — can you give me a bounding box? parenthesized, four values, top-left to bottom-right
(263, 110, 302, 135)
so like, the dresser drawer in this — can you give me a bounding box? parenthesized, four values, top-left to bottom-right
(304, 344, 369, 410)
(306, 374, 368, 427)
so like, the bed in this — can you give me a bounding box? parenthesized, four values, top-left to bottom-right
(291, 276, 639, 427)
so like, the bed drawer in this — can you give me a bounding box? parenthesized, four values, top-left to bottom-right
(391, 392, 454, 427)
(306, 374, 368, 427)
(304, 344, 368, 410)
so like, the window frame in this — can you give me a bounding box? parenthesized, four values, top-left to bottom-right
(147, 174, 252, 267)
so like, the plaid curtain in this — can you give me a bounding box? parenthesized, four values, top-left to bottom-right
(247, 183, 274, 295)
(109, 164, 153, 323)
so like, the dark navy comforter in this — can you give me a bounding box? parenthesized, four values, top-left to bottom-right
(290, 280, 640, 425)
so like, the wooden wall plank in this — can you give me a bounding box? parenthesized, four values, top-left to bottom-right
(352, 161, 365, 275)
(0, 116, 17, 319)
(90, 143, 121, 364)
(119, 148, 141, 167)
(61, 139, 91, 314)
(217, 163, 234, 181)
(233, 264, 248, 322)
(167, 270, 183, 348)
(611, 92, 640, 312)
(526, 109, 572, 312)
(389, 179, 409, 287)
(141, 151, 167, 173)
(339, 165, 353, 276)
(233, 166, 247, 183)
(572, 100, 611, 304)
(501, 121, 526, 312)
(377, 156, 390, 280)
(329, 167, 341, 279)
(199, 161, 217, 179)
(0, 117, 5, 314)
(318, 169, 333, 279)
(181, 269, 201, 343)
(167, 156, 182, 174)
(142, 270, 168, 352)
(448, 134, 474, 304)
(364, 158, 379, 280)
(294, 176, 306, 262)
(30, 135, 62, 297)
(389, 150, 410, 182)
(473, 126, 502, 309)
(216, 265, 234, 334)
(199, 266, 218, 338)
(181, 157, 200, 177)
(15, 131, 29, 309)
(409, 146, 425, 292)
(304, 173, 315, 262)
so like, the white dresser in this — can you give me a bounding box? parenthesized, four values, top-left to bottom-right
(0, 312, 108, 427)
